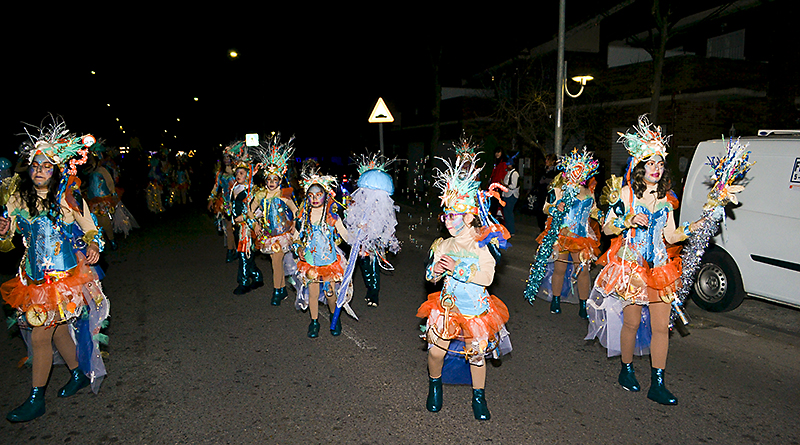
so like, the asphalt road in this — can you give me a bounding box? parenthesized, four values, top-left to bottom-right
(1, 204, 798, 444)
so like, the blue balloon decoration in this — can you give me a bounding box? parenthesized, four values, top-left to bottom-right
(0, 157, 11, 171)
(357, 169, 394, 195)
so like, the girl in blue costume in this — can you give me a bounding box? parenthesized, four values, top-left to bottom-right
(586, 116, 703, 405)
(226, 142, 264, 295)
(293, 161, 351, 338)
(208, 150, 236, 263)
(418, 149, 512, 421)
(250, 135, 298, 306)
(85, 149, 138, 250)
(536, 148, 601, 318)
(0, 117, 109, 422)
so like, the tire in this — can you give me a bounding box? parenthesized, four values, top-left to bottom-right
(690, 247, 746, 312)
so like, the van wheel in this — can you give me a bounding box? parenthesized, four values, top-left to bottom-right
(690, 248, 746, 312)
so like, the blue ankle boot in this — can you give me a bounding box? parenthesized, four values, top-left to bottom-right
(472, 388, 491, 420)
(307, 319, 320, 338)
(618, 362, 640, 392)
(6, 387, 46, 422)
(58, 367, 90, 397)
(271, 288, 284, 306)
(550, 294, 561, 314)
(578, 299, 588, 319)
(426, 377, 442, 412)
(647, 368, 678, 405)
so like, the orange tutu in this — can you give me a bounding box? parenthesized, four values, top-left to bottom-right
(594, 235, 682, 303)
(88, 195, 120, 215)
(1, 254, 103, 316)
(297, 258, 345, 283)
(536, 217, 601, 258)
(417, 291, 509, 342)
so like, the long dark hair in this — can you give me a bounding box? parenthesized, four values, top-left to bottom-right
(631, 160, 672, 199)
(18, 165, 63, 222)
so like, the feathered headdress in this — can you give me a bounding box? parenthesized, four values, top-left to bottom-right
(558, 147, 599, 187)
(434, 154, 482, 214)
(451, 132, 482, 161)
(356, 153, 395, 195)
(257, 134, 295, 179)
(19, 115, 94, 176)
(224, 141, 250, 169)
(617, 115, 670, 163)
(300, 161, 337, 194)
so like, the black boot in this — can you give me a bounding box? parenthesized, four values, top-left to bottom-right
(618, 362, 641, 392)
(550, 294, 561, 314)
(471, 388, 491, 420)
(426, 377, 442, 412)
(58, 367, 90, 397)
(6, 387, 46, 422)
(647, 368, 678, 405)
(307, 319, 320, 338)
(578, 299, 588, 319)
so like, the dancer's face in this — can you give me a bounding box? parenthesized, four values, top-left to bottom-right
(29, 158, 54, 189)
(266, 175, 280, 191)
(442, 212, 473, 236)
(644, 156, 664, 184)
(308, 185, 325, 208)
(235, 168, 248, 184)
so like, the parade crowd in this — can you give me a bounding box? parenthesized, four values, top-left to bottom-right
(1, 114, 752, 423)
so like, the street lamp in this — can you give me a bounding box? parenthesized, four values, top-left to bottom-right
(554, 56, 594, 153)
(565, 74, 594, 98)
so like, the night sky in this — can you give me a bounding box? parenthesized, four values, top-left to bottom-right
(3, 3, 636, 162)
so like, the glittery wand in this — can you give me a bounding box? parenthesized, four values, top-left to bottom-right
(675, 137, 753, 326)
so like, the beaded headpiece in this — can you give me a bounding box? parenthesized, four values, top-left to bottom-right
(20, 115, 94, 176)
(257, 134, 295, 179)
(300, 161, 337, 194)
(224, 141, 251, 169)
(434, 154, 481, 214)
(558, 147, 599, 187)
(451, 132, 482, 161)
(617, 115, 670, 163)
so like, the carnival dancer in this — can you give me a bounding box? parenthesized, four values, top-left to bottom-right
(0, 117, 110, 422)
(250, 135, 298, 305)
(208, 150, 237, 263)
(342, 153, 400, 307)
(145, 155, 165, 214)
(173, 152, 191, 206)
(293, 162, 351, 338)
(585, 116, 703, 405)
(531, 148, 601, 318)
(417, 151, 512, 421)
(85, 151, 138, 250)
(227, 142, 263, 295)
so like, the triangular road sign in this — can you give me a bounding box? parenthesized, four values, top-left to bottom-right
(368, 97, 394, 123)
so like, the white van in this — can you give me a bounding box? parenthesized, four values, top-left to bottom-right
(680, 131, 800, 312)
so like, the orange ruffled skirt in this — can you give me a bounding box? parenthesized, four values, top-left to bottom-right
(297, 258, 345, 284)
(1, 254, 104, 323)
(88, 195, 120, 215)
(536, 217, 601, 259)
(594, 236, 682, 304)
(417, 292, 509, 344)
